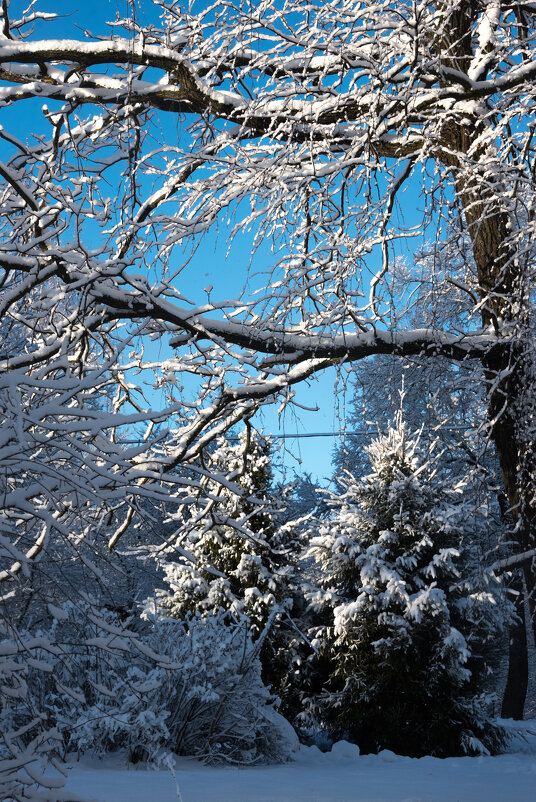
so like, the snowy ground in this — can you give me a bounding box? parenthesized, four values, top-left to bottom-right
(64, 721, 536, 802)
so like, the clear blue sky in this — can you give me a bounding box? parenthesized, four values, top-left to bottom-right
(7, 1, 431, 483)
(5, 0, 356, 482)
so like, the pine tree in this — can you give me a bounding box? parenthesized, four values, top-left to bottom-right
(307, 415, 509, 757)
(156, 427, 299, 701)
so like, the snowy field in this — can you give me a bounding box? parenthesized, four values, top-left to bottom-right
(64, 721, 536, 802)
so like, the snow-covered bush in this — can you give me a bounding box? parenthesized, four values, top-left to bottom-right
(1, 601, 163, 770)
(14, 599, 291, 766)
(306, 415, 510, 758)
(140, 609, 294, 764)
(0, 622, 68, 802)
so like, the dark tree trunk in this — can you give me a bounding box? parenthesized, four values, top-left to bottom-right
(501, 571, 528, 720)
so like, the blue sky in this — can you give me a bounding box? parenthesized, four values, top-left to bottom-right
(3, 0, 358, 482)
(6, 1, 440, 484)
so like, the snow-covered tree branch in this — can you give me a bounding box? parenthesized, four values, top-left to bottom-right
(1, 0, 535, 605)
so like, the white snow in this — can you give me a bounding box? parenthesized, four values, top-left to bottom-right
(63, 721, 536, 802)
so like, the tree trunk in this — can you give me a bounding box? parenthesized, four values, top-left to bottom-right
(439, 136, 536, 648)
(436, 3, 536, 707)
(453, 165, 536, 703)
(501, 571, 528, 720)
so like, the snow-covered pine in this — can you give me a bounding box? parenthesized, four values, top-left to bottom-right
(307, 414, 510, 758)
(155, 427, 299, 701)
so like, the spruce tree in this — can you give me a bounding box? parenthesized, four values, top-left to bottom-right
(156, 427, 299, 701)
(307, 415, 509, 757)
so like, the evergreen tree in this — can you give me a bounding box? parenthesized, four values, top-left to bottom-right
(156, 427, 299, 702)
(307, 415, 509, 757)
(332, 365, 526, 719)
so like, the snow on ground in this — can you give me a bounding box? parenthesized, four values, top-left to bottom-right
(64, 721, 536, 802)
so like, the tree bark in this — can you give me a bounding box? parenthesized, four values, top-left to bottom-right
(501, 571, 529, 720)
(435, 2, 535, 712)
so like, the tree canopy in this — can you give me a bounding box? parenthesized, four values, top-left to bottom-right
(2, 0, 536, 574)
(1, 0, 536, 597)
